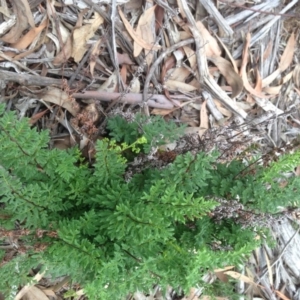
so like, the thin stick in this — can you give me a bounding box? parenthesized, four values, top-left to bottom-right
(110, 0, 121, 89)
(73, 90, 180, 109)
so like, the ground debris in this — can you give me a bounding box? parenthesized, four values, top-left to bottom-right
(1, 0, 300, 299)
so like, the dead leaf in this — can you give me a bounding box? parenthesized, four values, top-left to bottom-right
(0, 6, 10, 18)
(41, 88, 79, 116)
(90, 38, 103, 77)
(283, 70, 293, 84)
(161, 55, 176, 83)
(261, 69, 280, 88)
(134, 5, 156, 66)
(213, 99, 232, 117)
(224, 271, 257, 285)
(21, 0, 35, 28)
(20, 286, 49, 300)
(84, 103, 100, 124)
(295, 87, 300, 97)
(279, 180, 288, 188)
(1, 1, 31, 43)
(15, 271, 46, 300)
(274, 290, 291, 300)
(214, 33, 239, 73)
(0, 51, 16, 61)
(118, 7, 161, 52)
(208, 56, 243, 98)
(155, 5, 164, 32)
(215, 268, 231, 283)
(245, 94, 255, 105)
(240, 33, 270, 98)
(117, 52, 134, 65)
(293, 64, 300, 88)
(152, 100, 191, 116)
(181, 287, 199, 300)
(199, 100, 209, 137)
(129, 77, 140, 93)
(185, 127, 200, 135)
(53, 135, 74, 150)
(40, 288, 57, 299)
(188, 78, 201, 89)
(263, 71, 294, 95)
(262, 33, 295, 87)
(294, 165, 300, 176)
(263, 86, 282, 95)
(255, 68, 262, 92)
(151, 108, 175, 116)
(120, 65, 127, 85)
(11, 18, 48, 50)
(201, 297, 228, 300)
(176, 0, 187, 19)
(47, 1, 70, 46)
(165, 80, 197, 92)
(190, 103, 201, 110)
(53, 36, 73, 65)
(29, 108, 50, 125)
(183, 46, 196, 70)
(97, 73, 118, 92)
(279, 32, 295, 71)
(263, 40, 273, 61)
(196, 21, 221, 57)
(179, 30, 192, 40)
(72, 12, 104, 62)
(133, 291, 147, 300)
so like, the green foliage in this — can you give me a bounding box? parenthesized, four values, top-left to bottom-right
(107, 114, 185, 153)
(0, 104, 299, 299)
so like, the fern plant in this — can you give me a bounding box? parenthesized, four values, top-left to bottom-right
(0, 104, 299, 299)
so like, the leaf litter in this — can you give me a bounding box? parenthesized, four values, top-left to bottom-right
(1, 0, 300, 299)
